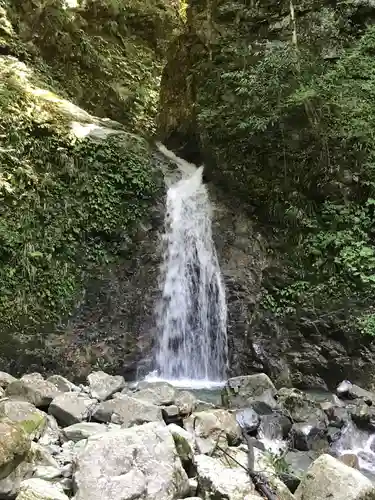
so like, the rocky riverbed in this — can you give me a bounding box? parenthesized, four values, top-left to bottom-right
(0, 371, 374, 500)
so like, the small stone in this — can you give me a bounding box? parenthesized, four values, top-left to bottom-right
(188, 478, 198, 496)
(49, 393, 97, 427)
(6, 374, 61, 408)
(93, 394, 162, 427)
(62, 422, 107, 442)
(61, 463, 72, 478)
(338, 453, 359, 469)
(33, 465, 62, 480)
(0, 372, 16, 389)
(87, 371, 125, 401)
(39, 415, 60, 447)
(47, 375, 78, 393)
(16, 478, 69, 500)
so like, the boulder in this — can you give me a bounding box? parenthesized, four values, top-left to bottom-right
(167, 423, 195, 465)
(93, 395, 162, 426)
(294, 453, 375, 500)
(0, 442, 59, 498)
(184, 410, 241, 455)
(222, 374, 276, 409)
(62, 422, 107, 442)
(161, 405, 179, 424)
(349, 402, 375, 432)
(290, 421, 328, 452)
(73, 422, 189, 500)
(336, 381, 375, 404)
(47, 376, 78, 393)
(0, 373, 17, 389)
(0, 420, 30, 479)
(175, 391, 197, 416)
(39, 416, 60, 447)
(132, 383, 176, 406)
(49, 393, 97, 427)
(16, 478, 69, 500)
(87, 371, 125, 401)
(320, 401, 349, 428)
(0, 401, 47, 440)
(339, 453, 359, 469)
(6, 374, 61, 408)
(235, 408, 260, 434)
(253, 448, 296, 500)
(195, 454, 254, 500)
(258, 412, 292, 440)
(284, 450, 316, 479)
(277, 388, 327, 424)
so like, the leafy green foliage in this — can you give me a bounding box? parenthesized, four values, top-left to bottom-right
(2, 0, 181, 133)
(188, 2, 375, 323)
(0, 59, 160, 337)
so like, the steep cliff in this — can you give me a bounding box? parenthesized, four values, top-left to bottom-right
(0, 0, 181, 377)
(159, 0, 375, 389)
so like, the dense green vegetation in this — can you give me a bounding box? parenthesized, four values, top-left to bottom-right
(0, 0, 178, 348)
(177, 1, 375, 334)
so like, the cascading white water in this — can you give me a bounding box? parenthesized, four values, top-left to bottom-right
(150, 144, 228, 387)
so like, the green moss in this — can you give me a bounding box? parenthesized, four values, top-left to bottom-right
(1, 0, 181, 134)
(0, 55, 161, 346)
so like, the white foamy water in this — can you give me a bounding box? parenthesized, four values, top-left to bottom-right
(333, 422, 375, 475)
(152, 144, 228, 385)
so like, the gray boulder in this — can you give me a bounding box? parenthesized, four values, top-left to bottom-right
(132, 382, 176, 406)
(0, 373, 17, 389)
(222, 374, 276, 409)
(294, 453, 375, 500)
(93, 395, 162, 426)
(6, 374, 61, 408)
(62, 422, 107, 442)
(0, 401, 47, 440)
(73, 421, 189, 500)
(290, 421, 328, 452)
(47, 375, 78, 393)
(277, 387, 327, 424)
(49, 393, 97, 427)
(16, 478, 69, 500)
(195, 453, 254, 500)
(184, 409, 241, 455)
(175, 391, 197, 416)
(87, 371, 125, 401)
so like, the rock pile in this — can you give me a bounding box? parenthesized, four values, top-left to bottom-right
(0, 370, 373, 500)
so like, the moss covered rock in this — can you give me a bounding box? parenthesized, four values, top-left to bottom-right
(0, 0, 177, 374)
(0, 419, 30, 480)
(159, 0, 375, 388)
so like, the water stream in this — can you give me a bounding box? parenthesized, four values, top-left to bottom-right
(147, 144, 228, 387)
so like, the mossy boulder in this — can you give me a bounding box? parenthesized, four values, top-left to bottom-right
(0, 419, 31, 480)
(0, 401, 47, 440)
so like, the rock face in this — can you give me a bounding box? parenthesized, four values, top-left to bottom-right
(157, 0, 375, 391)
(294, 453, 375, 500)
(0, 0, 180, 380)
(73, 422, 189, 500)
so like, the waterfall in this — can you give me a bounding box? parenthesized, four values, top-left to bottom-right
(149, 144, 228, 387)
